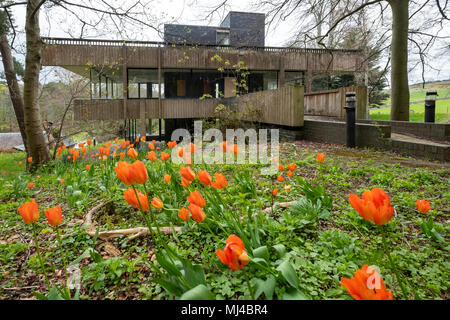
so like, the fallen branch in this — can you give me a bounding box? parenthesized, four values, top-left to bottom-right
(87, 226, 182, 241)
(83, 201, 110, 228)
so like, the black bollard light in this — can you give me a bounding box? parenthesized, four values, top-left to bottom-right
(425, 91, 438, 123)
(344, 92, 356, 148)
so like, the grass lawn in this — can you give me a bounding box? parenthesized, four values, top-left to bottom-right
(370, 99, 450, 123)
(0, 140, 448, 300)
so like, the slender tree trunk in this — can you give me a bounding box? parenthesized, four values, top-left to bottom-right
(0, 33, 28, 154)
(23, 0, 50, 169)
(389, 0, 410, 121)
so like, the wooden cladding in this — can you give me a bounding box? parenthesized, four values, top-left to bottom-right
(41, 43, 364, 73)
(74, 86, 305, 127)
(304, 86, 367, 119)
(74, 85, 367, 126)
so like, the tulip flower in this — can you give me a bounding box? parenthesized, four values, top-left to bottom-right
(131, 160, 148, 184)
(167, 141, 177, 149)
(18, 200, 40, 224)
(288, 163, 296, 171)
(416, 200, 431, 214)
(198, 170, 212, 186)
(164, 174, 171, 183)
(127, 148, 138, 159)
(27, 157, 32, 163)
(184, 156, 193, 166)
(119, 152, 125, 160)
(188, 203, 205, 223)
(271, 189, 278, 196)
(180, 166, 195, 181)
(148, 143, 155, 151)
(161, 152, 170, 161)
(19, 161, 22, 166)
(341, 265, 393, 300)
(178, 207, 190, 221)
(87, 139, 92, 146)
(317, 153, 325, 162)
(147, 151, 157, 162)
(187, 191, 206, 208)
(287, 171, 293, 178)
(216, 235, 249, 271)
(121, 141, 127, 149)
(124, 188, 149, 212)
(284, 185, 292, 191)
(348, 188, 394, 225)
(151, 197, 164, 210)
(188, 142, 197, 155)
(114, 161, 134, 185)
(45, 206, 63, 227)
(277, 175, 284, 182)
(221, 141, 227, 152)
(28, 182, 34, 188)
(229, 144, 240, 154)
(211, 173, 228, 189)
(177, 147, 184, 157)
(86, 165, 91, 171)
(278, 164, 284, 172)
(181, 177, 192, 187)
(60, 179, 65, 184)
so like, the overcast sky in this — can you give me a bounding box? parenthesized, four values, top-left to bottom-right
(4, 0, 450, 85)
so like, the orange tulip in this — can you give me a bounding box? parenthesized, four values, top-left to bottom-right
(86, 164, 91, 171)
(28, 182, 34, 188)
(87, 139, 92, 146)
(119, 151, 125, 160)
(229, 144, 240, 154)
(222, 141, 227, 152)
(60, 179, 65, 184)
(211, 173, 228, 189)
(287, 171, 293, 178)
(341, 265, 393, 300)
(181, 177, 192, 187)
(105, 141, 112, 148)
(78, 142, 84, 148)
(131, 160, 148, 184)
(187, 191, 206, 208)
(416, 200, 431, 214)
(177, 147, 184, 157)
(278, 164, 284, 172)
(284, 185, 292, 191)
(127, 148, 138, 159)
(216, 235, 249, 271)
(136, 137, 140, 143)
(161, 152, 170, 161)
(45, 205, 63, 226)
(151, 197, 164, 210)
(115, 161, 134, 185)
(271, 189, 278, 196)
(148, 143, 155, 151)
(27, 157, 32, 163)
(36, 176, 40, 179)
(188, 142, 197, 155)
(317, 153, 325, 162)
(277, 175, 284, 182)
(178, 207, 190, 221)
(198, 170, 212, 186)
(62, 145, 66, 150)
(121, 141, 127, 149)
(188, 203, 206, 223)
(152, 140, 156, 145)
(288, 163, 296, 171)
(141, 136, 146, 142)
(180, 166, 195, 181)
(147, 151, 157, 162)
(164, 174, 171, 183)
(167, 141, 177, 149)
(19, 161, 22, 166)
(18, 200, 40, 224)
(348, 188, 394, 225)
(124, 188, 149, 212)
(156, 147, 160, 151)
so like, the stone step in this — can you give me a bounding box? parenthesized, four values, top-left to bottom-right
(389, 134, 450, 162)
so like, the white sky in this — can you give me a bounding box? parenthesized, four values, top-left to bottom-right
(4, 0, 450, 85)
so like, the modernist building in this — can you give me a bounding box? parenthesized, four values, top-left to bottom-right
(41, 11, 367, 141)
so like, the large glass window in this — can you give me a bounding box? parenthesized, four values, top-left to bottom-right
(216, 30, 230, 45)
(128, 68, 162, 99)
(247, 71, 278, 93)
(285, 71, 304, 87)
(90, 66, 123, 99)
(163, 69, 222, 99)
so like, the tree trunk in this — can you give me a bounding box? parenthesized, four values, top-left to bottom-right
(389, 0, 410, 121)
(0, 33, 28, 154)
(23, 0, 50, 169)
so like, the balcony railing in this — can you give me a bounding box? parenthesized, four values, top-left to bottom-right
(41, 37, 361, 55)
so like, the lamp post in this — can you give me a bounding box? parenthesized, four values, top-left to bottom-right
(425, 91, 438, 123)
(345, 92, 356, 148)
